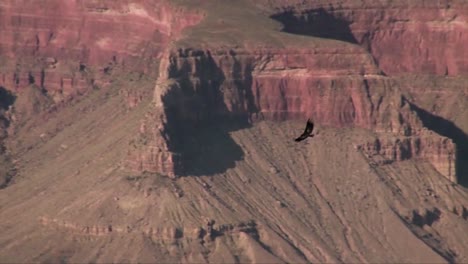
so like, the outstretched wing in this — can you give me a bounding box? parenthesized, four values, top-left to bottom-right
(304, 119, 314, 135)
(294, 134, 308, 142)
(294, 119, 314, 142)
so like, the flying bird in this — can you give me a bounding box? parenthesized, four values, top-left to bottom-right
(294, 119, 315, 142)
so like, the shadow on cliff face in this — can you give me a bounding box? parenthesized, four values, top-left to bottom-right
(0, 86, 16, 189)
(0, 87, 16, 111)
(271, 8, 357, 44)
(175, 119, 248, 176)
(163, 51, 256, 176)
(409, 102, 468, 187)
(0, 86, 16, 138)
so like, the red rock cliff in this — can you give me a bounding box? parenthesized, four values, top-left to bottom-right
(0, 0, 460, 182)
(261, 0, 468, 76)
(127, 45, 455, 180)
(254, 0, 466, 183)
(0, 0, 202, 102)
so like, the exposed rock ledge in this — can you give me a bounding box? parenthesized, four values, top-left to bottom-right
(40, 216, 258, 242)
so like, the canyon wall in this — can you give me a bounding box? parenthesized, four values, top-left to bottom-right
(0, 0, 202, 180)
(263, 0, 468, 76)
(0, 0, 461, 181)
(359, 131, 456, 182)
(0, 0, 202, 102)
(260, 0, 467, 183)
(127, 47, 455, 180)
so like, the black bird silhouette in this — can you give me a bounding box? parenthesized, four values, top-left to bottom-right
(294, 119, 315, 142)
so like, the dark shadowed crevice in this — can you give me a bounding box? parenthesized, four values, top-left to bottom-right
(271, 8, 357, 44)
(411, 208, 441, 227)
(408, 102, 468, 187)
(0, 86, 16, 189)
(0, 87, 16, 110)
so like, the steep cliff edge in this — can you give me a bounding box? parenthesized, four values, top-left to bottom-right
(127, 45, 455, 181)
(396, 75, 468, 186)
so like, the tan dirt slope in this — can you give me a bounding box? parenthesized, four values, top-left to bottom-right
(0, 84, 467, 262)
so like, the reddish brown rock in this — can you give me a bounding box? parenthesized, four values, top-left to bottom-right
(127, 46, 455, 180)
(0, 0, 462, 182)
(155, 47, 395, 127)
(126, 106, 182, 178)
(347, 3, 468, 76)
(359, 131, 456, 182)
(261, 0, 468, 76)
(0, 0, 202, 100)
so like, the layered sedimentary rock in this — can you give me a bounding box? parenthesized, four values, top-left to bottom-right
(40, 215, 258, 243)
(0, 0, 202, 179)
(263, 0, 468, 76)
(0, 0, 460, 181)
(359, 131, 456, 182)
(0, 0, 202, 101)
(256, 0, 467, 181)
(127, 46, 455, 179)
(126, 106, 181, 177)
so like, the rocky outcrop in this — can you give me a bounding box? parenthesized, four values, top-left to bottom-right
(358, 131, 456, 182)
(40, 216, 258, 243)
(126, 106, 181, 177)
(127, 46, 455, 181)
